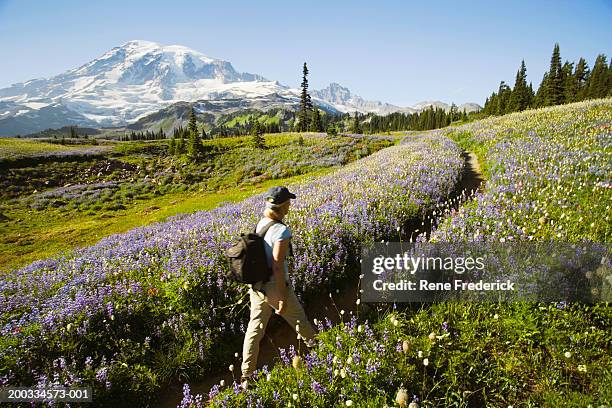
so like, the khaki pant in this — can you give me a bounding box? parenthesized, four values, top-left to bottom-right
(241, 279, 316, 377)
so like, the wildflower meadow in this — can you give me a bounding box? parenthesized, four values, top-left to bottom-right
(1, 134, 463, 406)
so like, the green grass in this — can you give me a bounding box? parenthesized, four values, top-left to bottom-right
(223, 112, 281, 128)
(223, 113, 253, 127)
(0, 166, 336, 273)
(0, 138, 94, 159)
(201, 133, 314, 149)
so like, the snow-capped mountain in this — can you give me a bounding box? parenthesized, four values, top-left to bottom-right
(0, 40, 294, 133)
(411, 101, 451, 111)
(0, 40, 480, 136)
(312, 83, 416, 115)
(312, 83, 481, 115)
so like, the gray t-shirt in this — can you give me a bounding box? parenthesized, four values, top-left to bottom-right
(255, 217, 291, 282)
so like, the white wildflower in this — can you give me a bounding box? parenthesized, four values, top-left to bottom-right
(395, 387, 409, 407)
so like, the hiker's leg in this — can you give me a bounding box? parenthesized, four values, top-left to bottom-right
(241, 288, 273, 377)
(279, 286, 316, 342)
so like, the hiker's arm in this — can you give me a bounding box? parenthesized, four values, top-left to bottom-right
(272, 238, 289, 314)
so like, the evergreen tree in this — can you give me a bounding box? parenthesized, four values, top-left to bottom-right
(434, 107, 447, 128)
(496, 81, 512, 114)
(586, 54, 609, 99)
(310, 106, 323, 132)
(482, 96, 492, 115)
(327, 126, 338, 137)
(187, 107, 204, 160)
(297, 62, 313, 131)
(424, 107, 434, 129)
(545, 43, 564, 106)
(485, 92, 500, 115)
(250, 119, 265, 149)
(528, 82, 535, 105)
(177, 125, 186, 141)
(201, 125, 209, 140)
(351, 111, 362, 134)
(509, 60, 531, 112)
(69, 126, 77, 138)
(534, 72, 549, 107)
(175, 136, 184, 154)
(449, 103, 458, 122)
(574, 58, 590, 100)
(561, 61, 578, 103)
(168, 137, 176, 155)
(188, 107, 198, 135)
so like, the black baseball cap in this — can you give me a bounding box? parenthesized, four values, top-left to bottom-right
(265, 186, 296, 204)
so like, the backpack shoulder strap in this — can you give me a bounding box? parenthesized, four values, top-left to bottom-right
(257, 220, 280, 238)
(256, 220, 293, 257)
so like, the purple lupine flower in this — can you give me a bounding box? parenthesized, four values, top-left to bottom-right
(365, 359, 377, 375)
(383, 329, 389, 342)
(95, 367, 108, 383)
(312, 380, 326, 395)
(233, 381, 241, 395)
(208, 384, 220, 400)
(279, 348, 290, 365)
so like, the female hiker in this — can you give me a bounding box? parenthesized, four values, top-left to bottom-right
(240, 186, 316, 386)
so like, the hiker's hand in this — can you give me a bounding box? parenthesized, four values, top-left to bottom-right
(276, 300, 286, 315)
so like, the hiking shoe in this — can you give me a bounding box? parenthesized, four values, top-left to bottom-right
(240, 376, 251, 390)
(305, 338, 317, 348)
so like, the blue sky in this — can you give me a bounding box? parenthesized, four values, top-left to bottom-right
(0, 0, 610, 106)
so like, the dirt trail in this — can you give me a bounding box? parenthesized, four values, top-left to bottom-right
(461, 151, 484, 196)
(156, 150, 484, 408)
